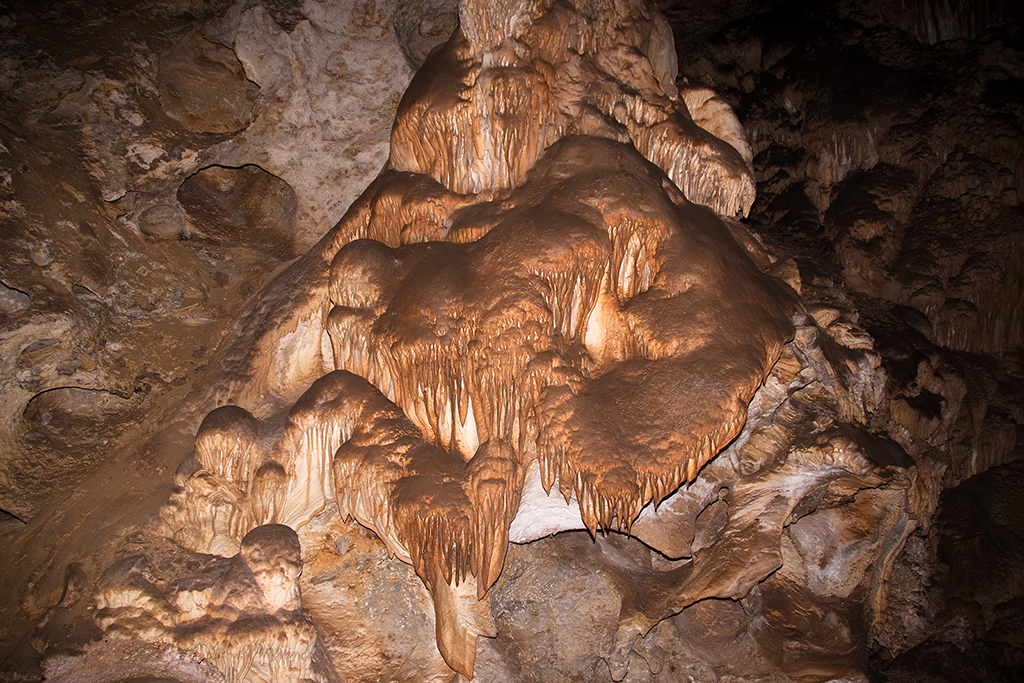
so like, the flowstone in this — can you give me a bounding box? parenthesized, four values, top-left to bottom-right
(93, 0, 921, 680)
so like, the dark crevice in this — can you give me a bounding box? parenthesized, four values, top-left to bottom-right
(0, 509, 27, 533)
(0, 280, 31, 298)
(0, 509, 26, 525)
(22, 385, 135, 419)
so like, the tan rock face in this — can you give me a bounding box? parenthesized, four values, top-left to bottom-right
(178, 164, 299, 257)
(157, 30, 260, 135)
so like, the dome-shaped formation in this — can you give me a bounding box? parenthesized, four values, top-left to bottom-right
(164, 0, 798, 676)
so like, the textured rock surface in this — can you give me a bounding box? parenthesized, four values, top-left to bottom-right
(92, 525, 325, 683)
(0, 0, 1022, 681)
(156, 30, 260, 135)
(178, 164, 299, 256)
(151, 2, 796, 673)
(0, 0, 418, 524)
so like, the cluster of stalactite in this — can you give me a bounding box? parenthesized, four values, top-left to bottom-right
(325, 135, 795, 542)
(389, 0, 755, 218)
(161, 0, 801, 676)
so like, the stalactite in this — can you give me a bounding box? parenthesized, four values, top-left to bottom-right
(389, 0, 756, 218)
(158, 1, 799, 677)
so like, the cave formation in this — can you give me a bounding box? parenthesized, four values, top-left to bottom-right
(1, 0, 1023, 682)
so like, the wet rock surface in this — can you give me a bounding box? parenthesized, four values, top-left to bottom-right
(0, 0, 1022, 682)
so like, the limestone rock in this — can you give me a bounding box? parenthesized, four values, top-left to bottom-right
(226, 0, 416, 251)
(93, 526, 327, 683)
(389, 0, 755, 217)
(158, 0, 796, 673)
(157, 30, 260, 135)
(178, 164, 299, 257)
(393, 0, 460, 67)
(138, 202, 187, 241)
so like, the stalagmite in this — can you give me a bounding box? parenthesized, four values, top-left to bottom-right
(275, 372, 362, 527)
(163, 406, 267, 556)
(94, 525, 323, 683)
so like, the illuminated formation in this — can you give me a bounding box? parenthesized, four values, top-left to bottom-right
(154, 0, 802, 677)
